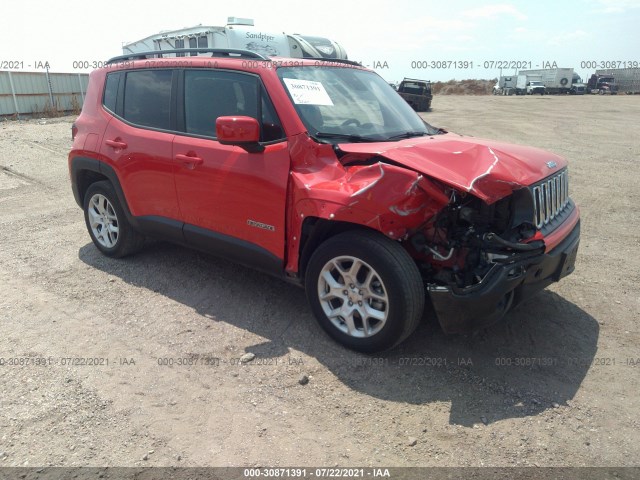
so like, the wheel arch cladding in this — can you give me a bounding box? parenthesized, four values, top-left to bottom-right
(70, 156, 136, 225)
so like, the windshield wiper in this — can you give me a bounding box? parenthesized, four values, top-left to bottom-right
(313, 132, 381, 143)
(386, 131, 429, 140)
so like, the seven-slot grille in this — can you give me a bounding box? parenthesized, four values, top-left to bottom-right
(532, 169, 570, 229)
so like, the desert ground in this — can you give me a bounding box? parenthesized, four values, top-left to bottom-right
(0, 95, 638, 471)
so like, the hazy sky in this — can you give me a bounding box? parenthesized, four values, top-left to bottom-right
(1, 0, 637, 82)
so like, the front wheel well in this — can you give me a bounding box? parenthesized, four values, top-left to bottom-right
(297, 218, 405, 284)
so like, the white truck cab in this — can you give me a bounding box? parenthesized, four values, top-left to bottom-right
(526, 80, 546, 95)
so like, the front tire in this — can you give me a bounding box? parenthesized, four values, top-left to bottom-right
(305, 231, 424, 353)
(83, 181, 144, 258)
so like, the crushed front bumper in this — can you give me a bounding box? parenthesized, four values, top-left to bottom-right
(428, 220, 580, 334)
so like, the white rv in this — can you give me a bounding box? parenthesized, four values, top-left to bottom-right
(122, 17, 348, 60)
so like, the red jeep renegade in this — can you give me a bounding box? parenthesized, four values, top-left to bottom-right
(69, 49, 580, 352)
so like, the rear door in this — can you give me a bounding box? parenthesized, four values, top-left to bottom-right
(172, 69, 290, 270)
(100, 69, 180, 222)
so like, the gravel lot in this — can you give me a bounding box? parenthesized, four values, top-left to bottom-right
(0, 95, 638, 468)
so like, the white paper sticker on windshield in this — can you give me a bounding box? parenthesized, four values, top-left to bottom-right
(283, 78, 334, 106)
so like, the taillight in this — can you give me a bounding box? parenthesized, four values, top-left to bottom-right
(71, 123, 78, 140)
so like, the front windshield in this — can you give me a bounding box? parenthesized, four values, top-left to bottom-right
(277, 65, 440, 142)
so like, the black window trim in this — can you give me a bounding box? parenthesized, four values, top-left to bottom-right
(115, 70, 125, 116)
(101, 71, 122, 115)
(102, 67, 287, 144)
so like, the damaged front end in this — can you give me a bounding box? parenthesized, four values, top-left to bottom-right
(288, 134, 580, 333)
(332, 136, 581, 333)
(409, 186, 580, 333)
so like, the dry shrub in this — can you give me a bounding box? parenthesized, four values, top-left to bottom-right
(432, 79, 498, 95)
(70, 95, 82, 115)
(42, 99, 61, 118)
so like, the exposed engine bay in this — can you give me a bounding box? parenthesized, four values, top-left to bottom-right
(408, 188, 544, 289)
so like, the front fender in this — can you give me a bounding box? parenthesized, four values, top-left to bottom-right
(284, 155, 449, 274)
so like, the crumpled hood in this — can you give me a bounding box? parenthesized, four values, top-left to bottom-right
(338, 133, 567, 203)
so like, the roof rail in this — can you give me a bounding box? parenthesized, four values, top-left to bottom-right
(402, 77, 432, 83)
(106, 48, 270, 64)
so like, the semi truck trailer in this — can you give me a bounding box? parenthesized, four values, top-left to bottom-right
(518, 68, 575, 94)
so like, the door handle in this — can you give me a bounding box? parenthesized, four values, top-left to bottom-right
(105, 139, 128, 149)
(176, 153, 204, 167)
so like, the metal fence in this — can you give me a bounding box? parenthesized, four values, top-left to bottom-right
(0, 70, 89, 117)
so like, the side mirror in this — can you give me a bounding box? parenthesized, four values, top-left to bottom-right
(216, 116, 264, 153)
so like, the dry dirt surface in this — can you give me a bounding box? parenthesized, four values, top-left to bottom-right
(0, 95, 639, 472)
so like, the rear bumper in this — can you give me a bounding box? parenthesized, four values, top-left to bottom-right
(428, 220, 580, 334)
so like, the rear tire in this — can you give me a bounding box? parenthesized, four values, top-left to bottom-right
(83, 181, 144, 258)
(305, 231, 424, 352)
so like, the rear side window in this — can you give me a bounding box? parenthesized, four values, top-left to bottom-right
(123, 70, 172, 130)
(103, 72, 121, 113)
